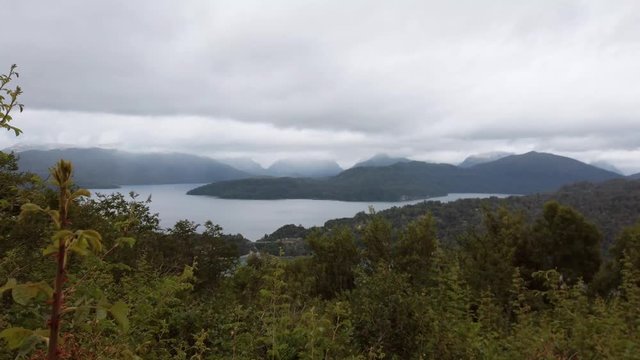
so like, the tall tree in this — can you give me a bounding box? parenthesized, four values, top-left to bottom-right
(308, 227, 359, 298)
(395, 213, 439, 286)
(516, 201, 602, 284)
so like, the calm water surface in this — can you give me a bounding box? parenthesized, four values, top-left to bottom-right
(91, 184, 511, 240)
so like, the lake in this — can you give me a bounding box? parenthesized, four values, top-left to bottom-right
(90, 183, 511, 240)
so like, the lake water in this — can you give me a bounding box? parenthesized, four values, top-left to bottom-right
(90, 184, 511, 240)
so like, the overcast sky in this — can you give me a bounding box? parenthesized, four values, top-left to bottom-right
(1, 0, 640, 173)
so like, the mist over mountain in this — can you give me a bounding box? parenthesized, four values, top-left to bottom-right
(15, 148, 250, 188)
(219, 157, 268, 175)
(266, 158, 343, 178)
(352, 153, 411, 168)
(590, 160, 623, 175)
(458, 151, 514, 168)
(189, 151, 622, 201)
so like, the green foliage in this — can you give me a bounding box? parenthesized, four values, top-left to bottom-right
(308, 227, 359, 298)
(517, 201, 602, 284)
(0, 64, 24, 136)
(395, 213, 439, 286)
(459, 207, 523, 305)
(361, 209, 394, 267)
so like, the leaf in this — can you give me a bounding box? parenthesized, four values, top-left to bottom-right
(71, 188, 91, 200)
(52, 230, 73, 243)
(43, 243, 58, 256)
(47, 209, 60, 228)
(0, 278, 17, 293)
(0, 327, 32, 349)
(68, 237, 90, 256)
(76, 229, 103, 253)
(19, 203, 43, 217)
(109, 301, 130, 332)
(17, 333, 47, 356)
(12, 281, 53, 305)
(116, 237, 136, 248)
(96, 299, 109, 321)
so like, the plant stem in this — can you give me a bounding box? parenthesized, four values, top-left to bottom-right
(47, 182, 69, 360)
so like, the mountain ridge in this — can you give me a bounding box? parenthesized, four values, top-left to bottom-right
(352, 153, 411, 168)
(15, 148, 251, 188)
(189, 151, 622, 201)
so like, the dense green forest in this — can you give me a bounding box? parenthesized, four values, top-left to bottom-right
(188, 153, 621, 201)
(3, 66, 640, 359)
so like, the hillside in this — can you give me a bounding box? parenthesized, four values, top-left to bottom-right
(189, 152, 621, 201)
(255, 179, 640, 256)
(327, 178, 640, 249)
(15, 148, 250, 188)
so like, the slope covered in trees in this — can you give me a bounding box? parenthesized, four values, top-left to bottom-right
(189, 151, 621, 201)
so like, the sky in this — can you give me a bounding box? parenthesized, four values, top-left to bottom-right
(1, 0, 640, 173)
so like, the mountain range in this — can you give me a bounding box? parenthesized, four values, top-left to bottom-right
(188, 152, 623, 201)
(7, 147, 636, 199)
(14, 148, 250, 188)
(219, 158, 343, 177)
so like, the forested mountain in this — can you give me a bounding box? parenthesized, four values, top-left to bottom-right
(189, 151, 622, 201)
(319, 178, 640, 250)
(266, 158, 343, 177)
(629, 172, 640, 179)
(15, 148, 250, 188)
(351, 153, 411, 168)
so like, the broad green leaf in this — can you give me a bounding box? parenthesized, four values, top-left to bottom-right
(69, 237, 90, 256)
(116, 237, 136, 248)
(0, 278, 17, 293)
(19, 203, 43, 220)
(80, 229, 103, 252)
(52, 230, 73, 243)
(17, 334, 47, 357)
(12, 281, 53, 305)
(110, 301, 130, 332)
(0, 327, 32, 349)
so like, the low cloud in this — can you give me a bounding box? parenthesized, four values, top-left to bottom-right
(1, 1, 639, 173)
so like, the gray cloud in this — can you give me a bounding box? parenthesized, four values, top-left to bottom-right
(1, 0, 640, 172)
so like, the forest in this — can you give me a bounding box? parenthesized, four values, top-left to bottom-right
(2, 66, 640, 359)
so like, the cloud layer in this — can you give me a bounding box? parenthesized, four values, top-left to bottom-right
(1, 1, 639, 172)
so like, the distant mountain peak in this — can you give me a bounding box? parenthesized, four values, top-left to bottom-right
(267, 158, 343, 178)
(219, 157, 267, 175)
(458, 151, 514, 168)
(352, 153, 411, 168)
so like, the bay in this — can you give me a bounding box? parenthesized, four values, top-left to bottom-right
(90, 183, 511, 240)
